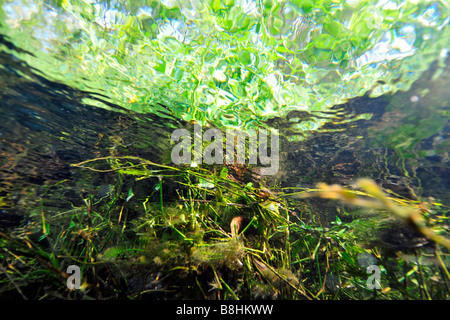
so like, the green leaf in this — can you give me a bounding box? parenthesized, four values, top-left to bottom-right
(299, 0, 314, 14)
(324, 20, 346, 38)
(341, 251, 354, 265)
(314, 33, 337, 50)
(238, 51, 252, 65)
(219, 167, 229, 179)
(126, 188, 134, 202)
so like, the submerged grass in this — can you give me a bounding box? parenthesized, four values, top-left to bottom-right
(0, 155, 449, 300)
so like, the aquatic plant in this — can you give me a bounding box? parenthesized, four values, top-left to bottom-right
(298, 178, 450, 250)
(1, 151, 449, 299)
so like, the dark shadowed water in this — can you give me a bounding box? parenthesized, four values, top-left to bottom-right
(0, 34, 185, 228)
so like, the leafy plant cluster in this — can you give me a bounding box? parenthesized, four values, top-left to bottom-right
(1, 155, 449, 300)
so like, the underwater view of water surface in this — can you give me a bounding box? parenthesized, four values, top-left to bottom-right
(0, 0, 449, 301)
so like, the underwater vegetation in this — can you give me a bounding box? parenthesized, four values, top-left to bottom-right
(1, 153, 449, 300)
(0, 0, 449, 302)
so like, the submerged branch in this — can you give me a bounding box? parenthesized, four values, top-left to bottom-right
(297, 178, 450, 250)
